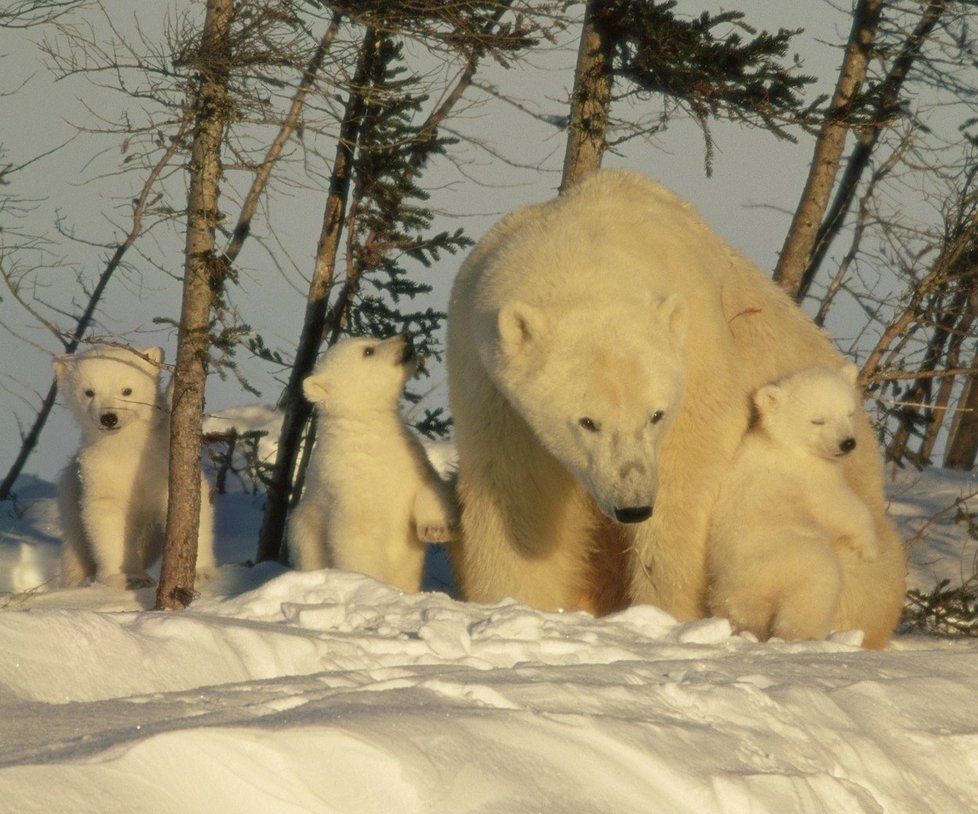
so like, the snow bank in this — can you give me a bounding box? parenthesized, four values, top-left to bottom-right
(2, 461, 978, 813)
(2, 565, 978, 813)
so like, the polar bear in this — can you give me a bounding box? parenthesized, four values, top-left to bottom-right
(447, 168, 905, 647)
(288, 334, 457, 592)
(708, 365, 880, 641)
(54, 344, 215, 590)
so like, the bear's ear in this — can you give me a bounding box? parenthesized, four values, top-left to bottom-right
(840, 363, 859, 387)
(656, 294, 687, 343)
(498, 302, 549, 359)
(754, 383, 783, 415)
(52, 355, 72, 385)
(302, 374, 329, 405)
(142, 347, 165, 368)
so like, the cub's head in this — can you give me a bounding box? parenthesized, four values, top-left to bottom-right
(303, 334, 418, 414)
(754, 364, 860, 460)
(494, 295, 687, 524)
(54, 345, 165, 439)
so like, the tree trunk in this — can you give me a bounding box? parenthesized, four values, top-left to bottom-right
(944, 366, 978, 470)
(797, 0, 947, 301)
(156, 0, 233, 610)
(255, 29, 379, 564)
(920, 302, 975, 462)
(773, 0, 883, 299)
(559, 0, 613, 193)
(885, 292, 955, 463)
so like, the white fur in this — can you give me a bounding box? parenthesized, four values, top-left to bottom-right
(54, 344, 215, 589)
(447, 169, 906, 647)
(708, 365, 879, 641)
(288, 335, 457, 592)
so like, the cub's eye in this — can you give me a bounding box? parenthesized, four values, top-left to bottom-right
(121, 388, 133, 397)
(84, 389, 95, 398)
(811, 419, 826, 426)
(362, 346, 375, 357)
(578, 417, 599, 432)
(650, 410, 665, 425)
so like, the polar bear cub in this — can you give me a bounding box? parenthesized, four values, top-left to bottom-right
(288, 334, 457, 592)
(708, 364, 878, 641)
(54, 344, 215, 590)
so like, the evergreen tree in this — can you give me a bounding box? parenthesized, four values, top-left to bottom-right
(561, 0, 817, 189)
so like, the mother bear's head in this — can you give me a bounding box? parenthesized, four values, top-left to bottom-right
(491, 294, 687, 524)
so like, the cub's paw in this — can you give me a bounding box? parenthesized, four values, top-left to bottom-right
(416, 520, 457, 544)
(857, 538, 880, 562)
(841, 534, 879, 562)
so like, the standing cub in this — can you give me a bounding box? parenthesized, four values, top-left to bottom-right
(707, 365, 878, 642)
(288, 335, 457, 592)
(55, 344, 215, 589)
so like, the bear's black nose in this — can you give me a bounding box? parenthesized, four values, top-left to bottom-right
(614, 505, 653, 524)
(839, 437, 856, 453)
(100, 413, 119, 429)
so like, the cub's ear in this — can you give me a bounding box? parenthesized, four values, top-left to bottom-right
(52, 355, 72, 385)
(142, 347, 165, 367)
(498, 301, 549, 359)
(840, 363, 859, 387)
(656, 294, 687, 343)
(302, 373, 329, 405)
(754, 383, 784, 416)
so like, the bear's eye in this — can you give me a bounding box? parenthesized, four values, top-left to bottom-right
(84, 389, 95, 399)
(811, 419, 826, 426)
(121, 388, 133, 397)
(650, 410, 665, 425)
(362, 346, 375, 358)
(578, 417, 599, 433)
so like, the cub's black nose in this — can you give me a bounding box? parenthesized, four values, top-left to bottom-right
(100, 413, 119, 429)
(614, 505, 653, 524)
(839, 437, 856, 453)
(400, 340, 416, 364)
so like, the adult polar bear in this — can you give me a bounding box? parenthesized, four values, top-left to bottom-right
(447, 169, 905, 648)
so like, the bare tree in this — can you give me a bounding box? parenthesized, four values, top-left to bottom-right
(775, 0, 951, 302)
(773, 0, 885, 299)
(858, 153, 978, 467)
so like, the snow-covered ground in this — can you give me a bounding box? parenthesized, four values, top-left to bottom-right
(1, 450, 977, 813)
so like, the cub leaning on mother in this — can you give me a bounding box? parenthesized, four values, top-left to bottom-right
(446, 168, 904, 648)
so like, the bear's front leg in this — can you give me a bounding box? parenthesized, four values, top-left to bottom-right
(287, 498, 331, 571)
(812, 483, 879, 562)
(79, 493, 153, 589)
(57, 462, 96, 586)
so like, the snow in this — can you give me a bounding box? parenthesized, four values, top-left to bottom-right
(2, 452, 978, 813)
